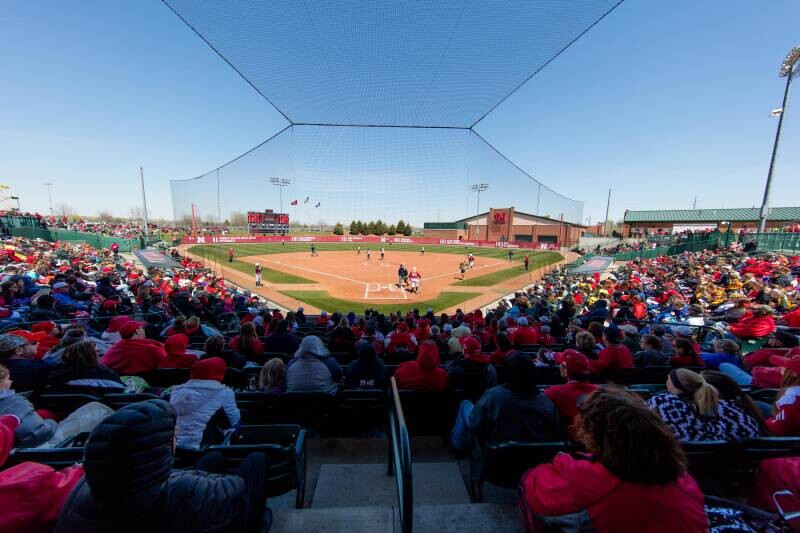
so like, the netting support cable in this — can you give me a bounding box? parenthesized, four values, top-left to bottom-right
(291, 122, 470, 130)
(160, 0, 294, 125)
(469, 0, 626, 129)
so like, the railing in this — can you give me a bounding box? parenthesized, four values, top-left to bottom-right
(7, 226, 162, 252)
(0, 311, 167, 335)
(388, 377, 413, 533)
(612, 237, 717, 261)
(724, 231, 800, 253)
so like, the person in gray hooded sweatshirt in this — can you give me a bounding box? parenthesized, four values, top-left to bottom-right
(285, 335, 341, 395)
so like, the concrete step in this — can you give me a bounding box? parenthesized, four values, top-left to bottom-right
(270, 503, 522, 533)
(311, 462, 470, 508)
(271, 505, 394, 533)
(413, 503, 523, 533)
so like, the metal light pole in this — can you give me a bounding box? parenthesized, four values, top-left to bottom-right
(471, 183, 489, 240)
(43, 183, 54, 215)
(603, 188, 611, 237)
(270, 177, 291, 215)
(758, 46, 800, 233)
(140, 167, 150, 246)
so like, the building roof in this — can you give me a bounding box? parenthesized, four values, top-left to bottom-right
(451, 210, 581, 225)
(624, 207, 800, 223)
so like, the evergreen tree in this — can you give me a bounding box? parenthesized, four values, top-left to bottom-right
(387, 224, 396, 235)
(375, 219, 385, 235)
(349, 220, 357, 234)
(333, 222, 344, 235)
(396, 220, 406, 235)
(402, 223, 413, 236)
(367, 221, 377, 234)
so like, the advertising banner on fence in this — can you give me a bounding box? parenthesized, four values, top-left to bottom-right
(180, 234, 559, 250)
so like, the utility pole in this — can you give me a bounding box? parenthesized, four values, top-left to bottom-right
(472, 183, 489, 240)
(603, 188, 611, 237)
(759, 46, 799, 233)
(140, 167, 150, 246)
(693, 195, 697, 209)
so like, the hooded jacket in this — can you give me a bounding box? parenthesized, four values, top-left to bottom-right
(170, 378, 240, 450)
(159, 334, 198, 369)
(101, 337, 166, 375)
(0, 415, 84, 533)
(520, 453, 707, 532)
(393, 341, 448, 392)
(285, 336, 341, 395)
(55, 400, 247, 533)
(345, 344, 386, 389)
(589, 343, 634, 374)
(46, 364, 124, 396)
(729, 314, 776, 339)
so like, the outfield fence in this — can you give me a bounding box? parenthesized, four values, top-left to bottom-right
(8, 226, 160, 252)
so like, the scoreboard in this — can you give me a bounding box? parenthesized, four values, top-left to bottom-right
(247, 211, 289, 234)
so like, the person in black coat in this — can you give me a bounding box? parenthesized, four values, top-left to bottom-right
(262, 320, 300, 356)
(345, 344, 386, 389)
(633, 334, 669, 367)
(56, 399, 271, 533)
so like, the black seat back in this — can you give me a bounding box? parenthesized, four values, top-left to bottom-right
(398, 389, 464, 436)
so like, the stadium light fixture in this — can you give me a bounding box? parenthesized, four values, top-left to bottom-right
(471, 183, 489, 239)
(758, 46, 799, 233)
(43, 183, 54, 215)
(270, 177, 291, 217)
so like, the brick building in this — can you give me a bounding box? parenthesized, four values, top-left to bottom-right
(623, 207, 800, 237)
(423, 208, 583, 248)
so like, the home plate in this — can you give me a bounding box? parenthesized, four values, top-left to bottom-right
(364, 282, 408, 300)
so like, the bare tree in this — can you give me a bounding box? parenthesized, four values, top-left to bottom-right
(54, 203, 75, 218)
(128, 206, 149, 223)
(97, 210, 115, 223)
(228, 211, 247, 228)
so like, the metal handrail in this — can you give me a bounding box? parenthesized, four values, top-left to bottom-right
(388, 377, 413, 533)
(0, 310, 166, 335)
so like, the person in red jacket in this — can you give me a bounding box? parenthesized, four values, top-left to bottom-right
(519, 388, 707, 532)
(545, 351, 598, 439)
(669, 338, 705, 368)
(393, 340, 448, 392)
(101, 321, 166, 375)
(729, 305, 777, 339)
(511, 317, 538, 346)
(765, 356, 800, 436)
(744, 331, 800, 369)
(385, 322, 417, 355)
(0, 414, 84, 533)
(588, 328, 633, 375)
(30, 321, 60, 358)
(159, 333, 198, 369)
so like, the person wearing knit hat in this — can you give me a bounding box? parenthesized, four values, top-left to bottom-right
(56, 399, 271, 532)
(450, 352, 562, 452)
(169, 357, 239, 449)
(394, 340, 448, 392)
(101, 322, 166, 375)
(99, 315, 132, 344)
(545, 351, 598, 439)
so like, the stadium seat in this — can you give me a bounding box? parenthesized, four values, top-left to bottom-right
(101, 392, 160, 410)
(398, 389, 464, 436)
(208, 424, 307, 508)
(5, 432, 89, 470)
(277, 392, 337, 433)
(336, 389, 388, 432)
(138, 368, 191, 388)
(469, 439, 573, 502)
(235, 391, 281, 424)
(36, 393, 102, 419)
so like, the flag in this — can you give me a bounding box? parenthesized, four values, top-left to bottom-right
(290, 199, 298, 205)
(771, 108, 783, 117)
(315, 202, 321, 207)
(304, 196, 310, 203)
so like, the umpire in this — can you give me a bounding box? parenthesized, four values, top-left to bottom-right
(397, 264, 408, 287)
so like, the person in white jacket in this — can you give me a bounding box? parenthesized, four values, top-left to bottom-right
(169, 357, 240, 449)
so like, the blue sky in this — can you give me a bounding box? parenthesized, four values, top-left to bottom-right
(1, 0, 798, 226)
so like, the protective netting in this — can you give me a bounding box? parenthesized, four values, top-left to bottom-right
(162, 0, 622, 127)
(164, 0, 612, 226)
(171, 126, 584, 227)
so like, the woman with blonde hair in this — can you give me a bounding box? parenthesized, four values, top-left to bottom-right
(647, 368, 722, 441)
(258, 358, 286, 395)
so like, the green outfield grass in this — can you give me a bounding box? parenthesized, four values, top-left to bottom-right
(452, 251, 562, 286)
(188, 245, 315, 284)
(280, 290, 481, 315)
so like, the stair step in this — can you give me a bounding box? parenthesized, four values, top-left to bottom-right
(413, 503, 523, 533)
(270, 503, 522, 533)
(312, 462, 469, 508)
(271, 505, 394, 533)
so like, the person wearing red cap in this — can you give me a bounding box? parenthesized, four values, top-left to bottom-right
(30, 321, 60, 357)
(101, 321, 166, 375)
(511, 316, 539, 346)
(385, 321, 417, 357)
(170, 357, 240, 449)
(100, 315, 132, 345)
(765, 355, 800, 436)
(394, 340, 448, 392)
(159, 333, 198, 369)
(0, 414, 85, 533)
(544, 350, 598, 439)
